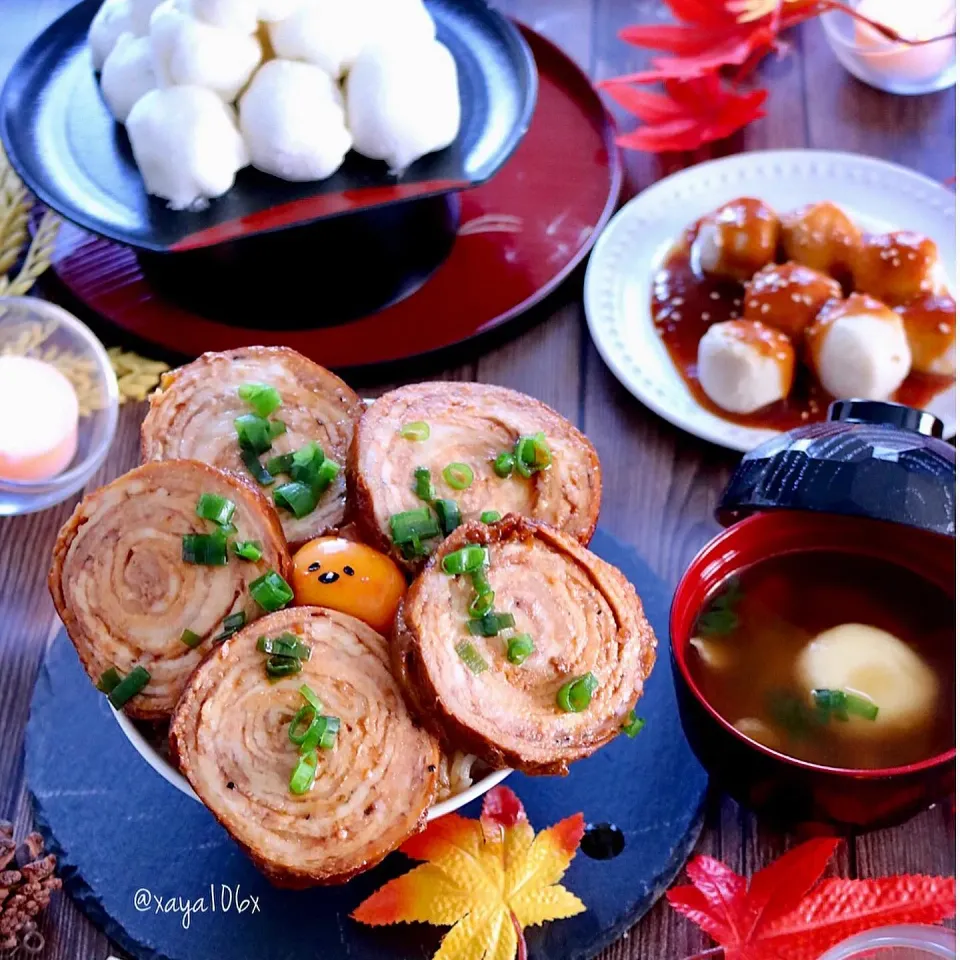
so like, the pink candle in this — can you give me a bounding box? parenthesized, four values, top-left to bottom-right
(0, 356, 79, 482)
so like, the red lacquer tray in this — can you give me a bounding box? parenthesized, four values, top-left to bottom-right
(44, 25, 621, 370)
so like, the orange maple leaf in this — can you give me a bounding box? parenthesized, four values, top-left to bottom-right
(352, 787, 586, 960)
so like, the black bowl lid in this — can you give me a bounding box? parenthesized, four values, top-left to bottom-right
(717, 400, 957, 537)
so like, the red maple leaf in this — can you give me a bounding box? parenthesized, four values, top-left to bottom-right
(667, 839, 957, 960)
(600, 74, 768, 152)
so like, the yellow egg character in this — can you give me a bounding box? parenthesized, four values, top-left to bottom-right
(795, 623, 938, 739)
(291, 537, 406, 635)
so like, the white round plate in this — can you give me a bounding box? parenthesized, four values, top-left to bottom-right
(114, 707, 510, 821)
(584, 149, 957, 452)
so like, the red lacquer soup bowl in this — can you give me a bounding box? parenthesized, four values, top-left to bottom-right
(669, 509, 956, 831)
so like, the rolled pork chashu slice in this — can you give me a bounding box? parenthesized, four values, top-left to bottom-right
(348, 381, 601, 572)
(170, 607, 440, 887)
(49, 460, 291, 720)
(141, 347, 365, 547)
(394, 517, 656, 775)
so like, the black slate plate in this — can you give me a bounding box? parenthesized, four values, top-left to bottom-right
(0, 0, 537, 252)
(27, 530, 707, 960)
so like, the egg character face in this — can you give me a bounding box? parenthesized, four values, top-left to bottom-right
(697, 319, 796, 415)
(743, 262, 843, 342)
(806, 293, 911, 400)
(291, 537, 406, 635)
(896, 292, 957, 376)
(851, 231, 945, 306)
(780, 201, 863, 284)
(692, 197, 781, 282)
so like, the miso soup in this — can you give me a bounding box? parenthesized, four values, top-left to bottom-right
(686, 550, 955, 770)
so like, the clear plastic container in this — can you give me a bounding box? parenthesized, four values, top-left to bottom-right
(821, 1, 957, 96)
(0, 296, 118, 515)
(819, 924, 956, 959)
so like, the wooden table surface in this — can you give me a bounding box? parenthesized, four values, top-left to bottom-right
(1, 2, 955, 958)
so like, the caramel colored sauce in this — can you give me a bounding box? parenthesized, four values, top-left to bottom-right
(652, 242, 953, 431)
(898, 293, 957, 373)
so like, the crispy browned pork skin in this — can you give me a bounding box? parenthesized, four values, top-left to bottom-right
(141, 346, 365, 547)
(49, 460, 291, 720)
(394, 517, 656, 776)
(170, 607, 440, 887)
(347, 382, 601, 572)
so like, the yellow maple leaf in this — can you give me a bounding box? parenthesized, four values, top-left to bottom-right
(352, 787, 586, 960)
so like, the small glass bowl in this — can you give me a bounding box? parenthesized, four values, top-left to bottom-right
(818, 924, 956, 959)
(821, 1, 957, 96)
(0, 296, 118, 515)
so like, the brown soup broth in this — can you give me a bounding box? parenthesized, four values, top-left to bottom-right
(686, 550, 955, 770)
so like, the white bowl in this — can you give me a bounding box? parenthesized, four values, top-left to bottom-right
(113, 707, 511, 820)
(817, 924, 956, 959)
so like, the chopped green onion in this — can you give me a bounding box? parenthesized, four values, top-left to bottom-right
(266, 654, 302, 679)
(493, 453, 514, 478)
(232, 540, 263, 562)
(269, 420, 286, 439)
(180, 629, 203, 649)
(97, 667, 123, 694)
(196, 493, 236, 527)
(182, 530, 228, 565)
(621, 709, 645, 738)
(443, 462, 474, 490)
(219, 522, 238, 536)
(468, 590, 496, 618)
(240, 447, 274, 486)
(274, 481, 319, 519)
(318, 716, 340, 750)
(470, 568, 492, 596)
(299, 714, 331, 753)
(266, 453, 294, 476)
(399, 535, 428, 560)
(768, 690, 814, 738)
(299, 684, 322, 711)
(413, 466, 436, 502)
(389, 507, 440, 546)
(506, 634, 534, 665)
(557, 672, 598, 713)
(238, 382, 282, 418)
(480, 510, 501, 524)
(514, 432, 552, 479)
(250, 569, 294, 612)
(455, 640, 489, 674)
(107, 666, 151, 709)
(257, 633, 312, 660)
(399, 421, 430, 441)
(696, 578, 742, 637)
(288, 704, 318, 745)
(434, 499, 461, 536)
(235, 414, 274, 455)
(289, 749, 318, 795)
(813, 688, 877, 723)
(316, 457, 339, 487)
(467, 612, 515, 637)
(213, 611, 246, 642)
(441, 545, 488, 575)
(845, 692, 879, 721)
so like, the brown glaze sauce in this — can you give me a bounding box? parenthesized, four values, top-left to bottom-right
(652, 234, 953, 432)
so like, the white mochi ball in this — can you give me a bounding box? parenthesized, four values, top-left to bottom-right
(254, 0, 302, 22)
(346, 39, 460, 175)
(126, 85, 249, 210)
(149, 0, 262, 102)
(239, 60, 351, 181)
(268, 1, 366, 78)
(359, 0, 435, 54)
(186, 0, 259, 34)
(89, 0, 133, 71)
(101, 33, 159, 122)
(129, 0, 166, 33)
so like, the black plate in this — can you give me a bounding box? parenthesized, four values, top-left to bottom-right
(0, 0, 537, 252)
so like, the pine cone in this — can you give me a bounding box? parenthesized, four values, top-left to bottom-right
(0, 826, 60, 953)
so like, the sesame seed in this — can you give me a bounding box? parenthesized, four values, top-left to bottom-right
(730, 311, 738, 318)
(701, 312, 711, 321)
(748, 300, 758, 308)
(892, 258, 900, 267)
(790, 293, 802, 302)
(709, 291, 721, 300)
(671, 311, 681, 320)
(671, 296, 684, 306)
(938, 322, 951, 334)
(733, 298, 742, 306)
(760, 303, 771, 314)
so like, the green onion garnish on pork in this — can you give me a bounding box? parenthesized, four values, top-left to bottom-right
(443, 462, 474, 490)
(455, 640, 489, 675)
(196, 493, 236, 527)
(557, 672, 598, 713)
(180, 629, 203, 649)
(238, 382, 282, 419)
(182, 530, 229, 566)
(413, 466, 436, 502)
(250, 570, 294, 612)
(107, 666, 151, 709)
(506, 634, 534, 665)
(399, 421, 430, 441)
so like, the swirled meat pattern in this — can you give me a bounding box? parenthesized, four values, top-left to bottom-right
(394, 517, 656, 775)
(49, 460, 291, 720)
(348, 382, 601, 572)
(141, 347, 365, 547)
(170, 606, 440, 887)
